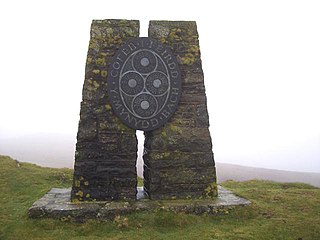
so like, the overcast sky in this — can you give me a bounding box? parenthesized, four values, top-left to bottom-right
(0, 0, 319, 173)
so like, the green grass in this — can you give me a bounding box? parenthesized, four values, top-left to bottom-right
(0, 155, 319, 240)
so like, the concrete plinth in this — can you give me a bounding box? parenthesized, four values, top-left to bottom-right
(29, 186, 250, 221)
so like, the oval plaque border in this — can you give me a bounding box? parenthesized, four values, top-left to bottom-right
(107, 37, 181, 131)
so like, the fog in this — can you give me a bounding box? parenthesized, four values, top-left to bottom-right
(0, 0, 320, 173)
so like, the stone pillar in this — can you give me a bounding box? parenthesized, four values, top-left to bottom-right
(71, 20, 140, 201)
(143, 21, 217, 199)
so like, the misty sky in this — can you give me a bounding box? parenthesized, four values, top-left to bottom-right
(0, 0, 319, 173)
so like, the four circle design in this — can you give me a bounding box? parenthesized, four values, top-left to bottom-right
(119, 50, 170, 119)
(107, 37, 181, 131)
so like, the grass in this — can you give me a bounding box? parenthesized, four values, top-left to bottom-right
(0, 155, 320, 240)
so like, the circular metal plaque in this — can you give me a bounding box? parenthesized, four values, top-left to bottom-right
(107, 37, 181, 131)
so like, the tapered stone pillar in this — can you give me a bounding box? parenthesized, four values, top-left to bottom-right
(143, 21, 217, 199)
(71, 20, 140, 201)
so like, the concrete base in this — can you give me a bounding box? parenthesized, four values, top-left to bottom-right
(28, 186, 250, 221)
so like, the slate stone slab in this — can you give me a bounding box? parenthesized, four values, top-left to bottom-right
(143, 21, 217, 199)
(29, 186, 250, 220)
(71, 19, 140, 201)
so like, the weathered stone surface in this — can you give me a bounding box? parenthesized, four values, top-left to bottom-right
(71, 19, 217, 202)
(145, 125, 212, 152)
(28, 186, 250, 220)
(71, 19, 140, 201)
(144, 21, 217, 199)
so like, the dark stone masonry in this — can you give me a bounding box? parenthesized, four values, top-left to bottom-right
(144, 21, 217, 199)
(28, 19, 253, 220)
(71, 19, 217, 201)
(71, 20, 140, 201)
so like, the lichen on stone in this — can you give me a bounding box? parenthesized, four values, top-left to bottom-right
(101, 70, 107, 78)
(204, 182, 218, 198)
(95, 58, 106, 67)
(75, 190, 84, 198)
(92, 69, 100, 75)
(178, 53, 195, 66)
(105, 104, 112, 111)
(74, 180, 80, 188)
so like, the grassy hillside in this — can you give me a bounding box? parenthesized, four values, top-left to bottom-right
(0, 155, 319, 240)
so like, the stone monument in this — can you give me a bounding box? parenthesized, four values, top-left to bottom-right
(71, 19, 217, 201)
(28, 19, 251, 220)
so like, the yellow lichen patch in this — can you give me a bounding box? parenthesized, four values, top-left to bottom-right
(71, 198, 80, 203)
(95, 107, 103, 114)
(75, 190, 84, 198)
(178, 53, 195, 66)
(87, 57, 93, 64)
(89, 40, 99, 51)
(93, 80, 100, 89)
(86, 79, 100, 92)
(160, 130, 167, 140)
(101, 70, 107, 78)
(190, 45, 199, 54)
(92, 69, 100, 75)
(124, 28, 135, 37)
(84, 181, 89, 186)
(105, 104, 112, 111)
(95, 58, 106, 67)
(104, 34, 121, 46)
(85, 79, 100, 91)
(169, 124, 183, 134)
(74, 180, 80, 188)
(159, 37, 167, 44)
(80, 176, 84, 181)
(85, 193, 90, 198)
(168, 28, 183, 42)
(106, 28, 114, 35)
(204, 182, 218, 198)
